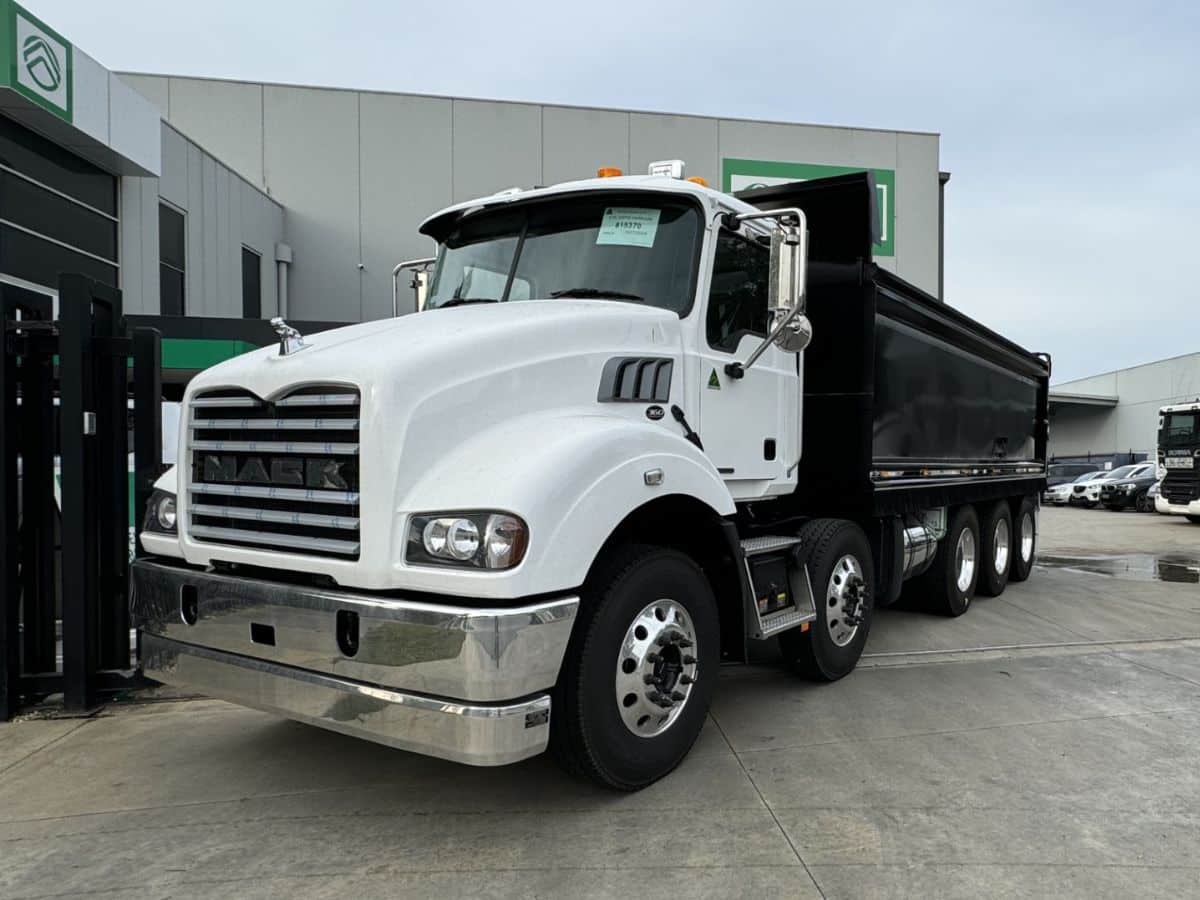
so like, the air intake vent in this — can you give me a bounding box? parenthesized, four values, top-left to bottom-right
(187, 386, 361, 559)
(598, 357, 673, 403)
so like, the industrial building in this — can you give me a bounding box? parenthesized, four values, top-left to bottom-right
(0, 0, 944, 339)
(1048, 353, 1200, 463)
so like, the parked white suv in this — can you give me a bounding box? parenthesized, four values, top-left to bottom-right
(1070, 464, 1154, 508)
(1045, 470, 1104, 505)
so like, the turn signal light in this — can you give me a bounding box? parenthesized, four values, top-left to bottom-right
(596, 166, 623, 178)
(687, 176, 708, 187)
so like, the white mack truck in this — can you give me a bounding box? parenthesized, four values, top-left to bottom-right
(132, 163, 1050, 790)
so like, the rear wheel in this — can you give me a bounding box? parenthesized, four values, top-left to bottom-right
(551, 544, 719, 791)
(919, 505, 979, 616)
(977, 501, 1013, 597)
(1008, 497, 1037, 583)
(778, 519, 874, 682)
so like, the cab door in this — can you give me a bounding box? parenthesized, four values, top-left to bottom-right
(696, 229, 799, 499)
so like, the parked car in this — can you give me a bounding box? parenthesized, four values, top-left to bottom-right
(1046, 462, 1100, 489)
(1045, 469, 1105, 505)
(1065, 469, 1119, 507)
(1071, 464, 1153, 508)
(1100, 465, 1160, 511)
(1146, 479, 1163, 513)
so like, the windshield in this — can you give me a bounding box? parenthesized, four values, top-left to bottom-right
(425, 195, 701, 313)
(1106, 465, 1136, 480)
(1162, 412, 1199, 447)
(1075, 471, 1101, 483)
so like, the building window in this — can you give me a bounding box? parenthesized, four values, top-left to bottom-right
(241, 246, 261, 318)
(159, 202, 185, 316)
(0, 114, 118, 290)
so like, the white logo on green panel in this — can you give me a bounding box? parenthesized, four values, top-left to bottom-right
(11, 4, 72, 121)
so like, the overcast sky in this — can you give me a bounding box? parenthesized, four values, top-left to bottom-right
(29, 0, 1199, 383)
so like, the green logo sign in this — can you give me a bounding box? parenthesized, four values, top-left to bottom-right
(22, 34, 60, 91)
(722, 158, 896, 257)
(707, 368, 721, 390)
(2, 2, 73, 121)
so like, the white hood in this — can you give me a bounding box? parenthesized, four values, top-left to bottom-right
(179, 300, 689, 589)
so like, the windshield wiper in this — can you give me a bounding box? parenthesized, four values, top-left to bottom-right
(437, 297, 501, 308)
(549, 288, 645, 302)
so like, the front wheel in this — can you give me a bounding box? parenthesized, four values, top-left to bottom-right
(1187, 515, 1200, 525)
(778, 519, 874, 682)
(551, 544, 719, 791)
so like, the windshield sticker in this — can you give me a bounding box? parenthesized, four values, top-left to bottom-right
(597, 207, 661, 248)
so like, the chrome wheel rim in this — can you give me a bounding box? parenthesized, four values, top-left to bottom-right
(1020, 511, 1035, 563)
(825, 554, 866, 648)
(615, 599, 698, 738)
(993, 518, 1010, 576)
(955, 527, 977, 593)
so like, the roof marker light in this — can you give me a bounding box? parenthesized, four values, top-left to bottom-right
(686, 176, 708, 187)
(648, 159, 685, 179)
(597, 166, 623, 178)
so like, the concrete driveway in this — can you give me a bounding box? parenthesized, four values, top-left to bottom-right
(3, 507, 1200, 898)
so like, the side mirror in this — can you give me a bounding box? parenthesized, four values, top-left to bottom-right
(766, 224, 809, 354)
(724, 208, 810, 378)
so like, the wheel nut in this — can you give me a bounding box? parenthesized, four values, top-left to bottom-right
(647, 652, 660, 663)
(671, 690, 685, 701)
(682, 655, 696, 665)
(678, 638, 694, 648)
(680, 674, 695, 685)
(643, 674, 656, 685)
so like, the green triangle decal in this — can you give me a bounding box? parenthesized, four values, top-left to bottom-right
(707, 368, 721, 390)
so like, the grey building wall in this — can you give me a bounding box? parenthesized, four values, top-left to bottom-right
(120, 121, 285, 316)
(1049, 352, 1200, 458)
(117, 74, 941, 321)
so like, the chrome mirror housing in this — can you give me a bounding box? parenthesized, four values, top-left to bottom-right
(724, 207, 810, 378)
(775, 313, 813, 353)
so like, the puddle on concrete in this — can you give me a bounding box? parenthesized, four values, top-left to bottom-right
(1038, 553, 1200, 584)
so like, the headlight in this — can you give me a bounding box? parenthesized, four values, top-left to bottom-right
(407, 511, 528, 569)
(144, 490, 177, 533)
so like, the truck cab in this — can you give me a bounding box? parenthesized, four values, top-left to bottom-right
(1156, 402, 1200, 520)
(132, 162, 1048, 790)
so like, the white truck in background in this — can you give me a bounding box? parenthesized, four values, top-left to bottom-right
(1156, 401, 1200, 521)
(131, 162, 1049, 790)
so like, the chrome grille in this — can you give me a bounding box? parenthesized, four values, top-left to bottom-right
(1162, 470, 1198, 506)
(187, 387, 361, 559)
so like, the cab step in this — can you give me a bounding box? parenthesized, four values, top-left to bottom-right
(739, 535, 816, 639)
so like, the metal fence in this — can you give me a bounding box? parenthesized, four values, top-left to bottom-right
(1, 275, 162, 719)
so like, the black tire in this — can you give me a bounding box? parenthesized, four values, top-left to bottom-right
(778, 519, 874, 682)
(551, 544, 719, 791)
(1187, 515, 1200, 525)
(917, 505, 979, 616)
(1009, 496, 1037, 583)
(977, 501, 1013, 598)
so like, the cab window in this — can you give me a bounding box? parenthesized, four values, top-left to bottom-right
(706, 230, 769, 352)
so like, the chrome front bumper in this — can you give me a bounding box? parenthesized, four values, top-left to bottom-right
(131, 559, 579, 766)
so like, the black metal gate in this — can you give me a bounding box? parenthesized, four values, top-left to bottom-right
(1, 275, 162, 720)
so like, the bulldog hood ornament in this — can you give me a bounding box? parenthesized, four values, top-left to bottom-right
(270, 317, 307, 356)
